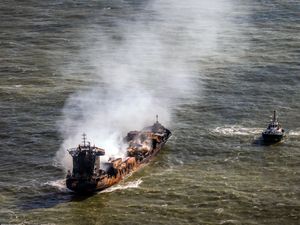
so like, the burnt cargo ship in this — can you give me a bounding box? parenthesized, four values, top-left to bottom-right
(66, 117, 171, 193)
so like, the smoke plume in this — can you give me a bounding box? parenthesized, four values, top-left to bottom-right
(56, 0, 237, 170)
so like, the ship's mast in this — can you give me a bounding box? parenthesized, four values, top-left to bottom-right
(273, 110, 277, 122)
(82, 133, 87, 146)
(156, 114, 158, 123)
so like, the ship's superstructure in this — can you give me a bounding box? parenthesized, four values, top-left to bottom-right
(262, 110, 284, 143)
(66, 117, 171, 193)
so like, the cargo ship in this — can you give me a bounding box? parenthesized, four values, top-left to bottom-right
(66, 116, 171, 193)
(262, 110, 284, 143)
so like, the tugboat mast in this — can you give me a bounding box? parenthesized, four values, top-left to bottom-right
(273, 110, 277, 122)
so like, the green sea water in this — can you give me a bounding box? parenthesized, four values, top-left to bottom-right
(0, 0, 299, 224)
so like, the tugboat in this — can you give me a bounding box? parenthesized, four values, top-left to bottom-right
(262, 110, 284, 143)
(66, 116, 171, 193)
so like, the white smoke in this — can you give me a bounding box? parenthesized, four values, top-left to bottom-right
(56, 0, 238, 170)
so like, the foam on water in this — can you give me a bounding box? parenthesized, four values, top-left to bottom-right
(288, 130, 300, 136)
(44, 178, 142, 194)
(211, 126, 263, 136)
(44, 179, 70, 192)
(212, 126, 300, 138)
(100, 179, 143, 193)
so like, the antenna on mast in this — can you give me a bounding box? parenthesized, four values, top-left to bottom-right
(156, 114, 159, 123)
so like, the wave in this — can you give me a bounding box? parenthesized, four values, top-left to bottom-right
(100, 179, 143, 193)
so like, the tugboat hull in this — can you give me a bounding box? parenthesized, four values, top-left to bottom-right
(261, 110, 284, 144)
(262, 133, 283, 143)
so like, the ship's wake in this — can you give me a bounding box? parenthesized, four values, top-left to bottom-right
(100, 179, 143, 193)
(44, 178, 143, 194)
(288, 130, 300, 136)
(211, 126, 263, 136)
(212, 126, 300, 137)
